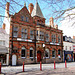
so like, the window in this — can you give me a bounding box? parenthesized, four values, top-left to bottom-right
(21, 16, 24, 21)
(46, 34, 49, 42)
(21, 47, 26, 58)
(58, 36, 61, 43)
(30, 47, 33, 58)
(0, 40, 2, 45)
(30, 30, 34, 39)
(45, 49, 49, 58)
(3, 41, 5, 45)
(70, 47, 71, 50)
(13, 27, 18, 37)
(40, 31, 44, 41)
(52, 34, 56, 43)
(36, 30, 39, 40)
(52, 50, 55, 57)
(21, 28, 27, 39)
(25, 17, 29, 22)
(58, 50, 61, 58)
(66, 46, 67, 50)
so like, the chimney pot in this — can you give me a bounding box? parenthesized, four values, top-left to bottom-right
(28, 3, 34, 14)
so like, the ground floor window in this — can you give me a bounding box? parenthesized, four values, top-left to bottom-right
(52, 50, 55, 57)
(30, 47, 33, 58)
(45, 49, 49, 58)
(58, 50, 61, 58)
(21, 47, 26, 58)
(0, 54, 6, 64)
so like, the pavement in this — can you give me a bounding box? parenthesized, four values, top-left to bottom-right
(1, 62, 75, 75)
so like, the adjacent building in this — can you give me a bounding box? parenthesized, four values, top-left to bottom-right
(63, 36, 73, 62)
(3, 2, 63, 65)
(0, 28, 9, 65)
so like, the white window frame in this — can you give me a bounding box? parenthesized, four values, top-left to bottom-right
(30, 47, 34, 58)
(45, 49, 49, 58)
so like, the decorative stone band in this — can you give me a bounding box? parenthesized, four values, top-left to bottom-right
(17, 38, 32, 42)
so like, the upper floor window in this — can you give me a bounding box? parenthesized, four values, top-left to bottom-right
(13, 27, 18, 37)
(0, 40, 2, 45)
(52, 34, 56, 43)
(46, 34, 49, 42)
(52, 49, 55, 58)
(30, 30, 34, 39)
(21, 28, 27, 39)
(45, 49, 49, 58)
(25, 17, 29, 22)
(21, 47, 26, 58)
(0, 40, 5, 46)
(58, 36, 61, 43)
(21, 16, 24, 21)
(66, 46, 67, 50)
(70, 47, 71, 50)
(36, 30, 39, 40)
(30, 47, 34, 58)
(40, 31, 44, 41)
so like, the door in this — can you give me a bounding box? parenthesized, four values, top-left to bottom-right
(74, 54, 75, 61)
(12, 55, 16, 66)
(37, 51, 41, 62)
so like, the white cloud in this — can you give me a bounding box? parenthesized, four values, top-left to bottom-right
(59, 9, 75, 38)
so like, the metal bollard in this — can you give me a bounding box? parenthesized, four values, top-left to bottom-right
(0, 62, 1, 74)
(23, 62, 24, 72)
(65, 60, 67, 68)
(54, 61, 56, 69)
(40, 61, 42, 71)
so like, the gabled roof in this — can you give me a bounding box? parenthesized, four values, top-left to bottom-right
(31, 2, 44, 18)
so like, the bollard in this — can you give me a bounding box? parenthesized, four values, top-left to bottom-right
(0, 62, 1, 74)
(54, 61, 56, 69)
(40, 61, 42, 71)
(65, 60, 67, 68)
(23, 62, 24, 72)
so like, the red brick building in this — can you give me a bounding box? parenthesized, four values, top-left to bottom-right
(3, 2, 63, 65)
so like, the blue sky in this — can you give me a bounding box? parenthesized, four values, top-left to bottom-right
(0, 0, 75, 28)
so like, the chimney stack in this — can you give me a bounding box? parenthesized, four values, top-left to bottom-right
(28, 3, 34, 14)
(49, 17, 54, 27)
(55, 25, 58, 29)
(5, 2, 10, 17)
(2, 23, 6, 30)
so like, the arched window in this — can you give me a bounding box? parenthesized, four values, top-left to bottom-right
(58, 50, 61, 58)
(30, 47, 33, 58)
(45, 49, 49, 58)
(21, 47, 26, 58)
(52, 49, 55, 58)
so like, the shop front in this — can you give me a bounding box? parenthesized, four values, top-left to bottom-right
(64, 51, 73, 62)
(0, 46, 9, 65)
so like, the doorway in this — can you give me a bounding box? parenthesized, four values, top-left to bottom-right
(37, 51, 41, 62)
(12, 55, 16, 66)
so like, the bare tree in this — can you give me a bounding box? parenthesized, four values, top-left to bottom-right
(41, 0, 75, 25)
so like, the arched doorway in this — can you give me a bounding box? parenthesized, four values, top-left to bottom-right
(37, 51, 41, 62)
(12, 55, 17, 66)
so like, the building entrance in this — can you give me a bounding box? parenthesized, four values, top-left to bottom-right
(37, 51, 41, 62)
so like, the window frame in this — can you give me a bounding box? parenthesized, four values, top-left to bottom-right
(30, 47, 34, 58)
(21, 47, 26, 58)
(45, 49, 49, 58)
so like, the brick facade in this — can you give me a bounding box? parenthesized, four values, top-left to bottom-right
(4, 2, 63, 65)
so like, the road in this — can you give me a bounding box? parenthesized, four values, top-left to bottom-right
(1, 62, 75, 75)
